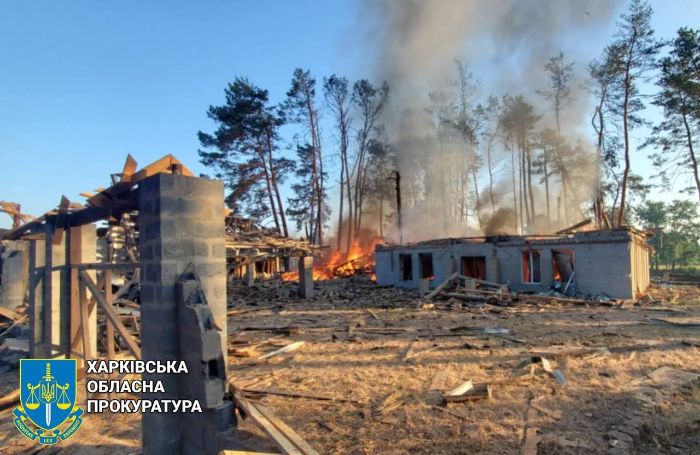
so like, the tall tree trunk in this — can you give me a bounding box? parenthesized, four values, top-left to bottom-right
(345, 158, 353, 252)
(316, 143, 325, 245)
(592, 104, 608, 228)
(471, 167, 482, 232)
(520, 140, 530, 228)
(517, 148, 524, 233)
(265, 136, 289, 237)
(337, 171, 345, 250)
(526, 140, 535, 222)
(543, 146, 551, 221)
(259, 150, 281, 234)
(618, 83, 631, 227)
(487, 135, 496, 218)
(511, 144, 519, 233)
(379, 196, 384, 238)
(617, 34, 637, 228)
(682, 112, 700, 205)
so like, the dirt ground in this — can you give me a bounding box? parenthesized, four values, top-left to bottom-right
(0, 279, 699, 454)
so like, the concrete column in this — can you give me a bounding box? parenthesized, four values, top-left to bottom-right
(138, 173, 227, 455)
(298, 256, 313, 298)
(418, 278, 430, 295)
(243, 263, 255, 286)
(0, 240, 29, 310)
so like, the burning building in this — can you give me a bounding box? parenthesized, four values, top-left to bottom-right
(374, 228, 650, 299)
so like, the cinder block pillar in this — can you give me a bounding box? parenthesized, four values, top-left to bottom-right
(138, 174, 227, 455)
(298, 256, 313, 298)
(0, 240, 29, 310)
(177, 277, 235, 455)
(243, 263, 255, 286)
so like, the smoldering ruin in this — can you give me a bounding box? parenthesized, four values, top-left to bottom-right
(0, 153, 697, 455)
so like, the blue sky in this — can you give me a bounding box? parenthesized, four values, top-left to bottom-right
(0, 0, 698, 229)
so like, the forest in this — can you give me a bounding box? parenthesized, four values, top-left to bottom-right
(197, 0, 700, 270)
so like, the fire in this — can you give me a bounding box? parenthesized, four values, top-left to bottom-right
(281, 237, 382, 282)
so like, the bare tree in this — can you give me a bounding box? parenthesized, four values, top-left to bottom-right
(350, 80, 389, 246)
(285, 68, 326, 244)
(538, 52, 575, 222)
(323, 75, 353, 250)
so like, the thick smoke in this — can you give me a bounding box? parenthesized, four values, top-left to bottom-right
(362, 0, 623, 242)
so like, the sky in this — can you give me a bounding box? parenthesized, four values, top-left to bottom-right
(0, 0, 698, 230)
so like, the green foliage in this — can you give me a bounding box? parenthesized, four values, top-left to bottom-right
(635, 199, 700, 269)
(646, 27, 700, 200)
(198, 77, 292, 231)
(285, 143, 329, 235)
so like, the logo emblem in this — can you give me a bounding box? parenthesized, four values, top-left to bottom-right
(13, 359, 83, 445)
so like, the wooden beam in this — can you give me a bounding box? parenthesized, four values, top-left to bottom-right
(69, 226, 84, 363)
(121, 154, 138, 181)
(105, 247, 115, 359)
(555, 218, 593, 235)
(43, 224, 54, 357)
(74, 262, 138, 271)
(79, 275, 92, 363)
(423, 272, 459, 300)
(232, 389, 318, 455)
(130, 154, 193, 182)
(79, 270, 141, 359)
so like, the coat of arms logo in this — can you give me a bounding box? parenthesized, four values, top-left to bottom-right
(13, 359, 84, 445)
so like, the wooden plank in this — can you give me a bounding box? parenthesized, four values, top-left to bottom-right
(259, 341, 305, 360)
(457, 275, 505, 289)
(530, 397, 562, 420)
(130, 154, 193, 182)
(121, 154, 138, 180)
(220, 451, 280, 455)
(79, 276, 92, 363)
(254, 403, 320, 455)
(423, 272, 459, 300)
(0, 307, 18, 322)
(555, 218, 592, 235)
(521, 427, 540, 455)
(80, 270, 141, 359)
(241, 388, 359, 404)
(43, 224, 54, 356)
(521, 398, 541, 455)
(447, 380, 474, 397)
(444, 383, 492, 402)
(232, 392, 304, 455)
(105, 250, 115, 359)
(75, 262, 138, 271)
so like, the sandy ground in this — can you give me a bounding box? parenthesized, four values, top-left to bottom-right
(0, 279, 699, 454)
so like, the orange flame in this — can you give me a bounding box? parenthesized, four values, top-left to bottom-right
(281, 238, 382, 282)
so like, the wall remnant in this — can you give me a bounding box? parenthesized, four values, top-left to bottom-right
(375, 228, 651, 299)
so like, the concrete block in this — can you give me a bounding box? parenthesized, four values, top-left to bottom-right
(0, 240, 29, 310)
(244, 263, 255, 286)
(298, 256, 313, 298)
(139, 174, 229, 455)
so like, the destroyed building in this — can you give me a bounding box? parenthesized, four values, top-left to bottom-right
(375, 228, 651, 299)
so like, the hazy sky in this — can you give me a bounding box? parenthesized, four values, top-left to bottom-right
(0, 0, 698, 229)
